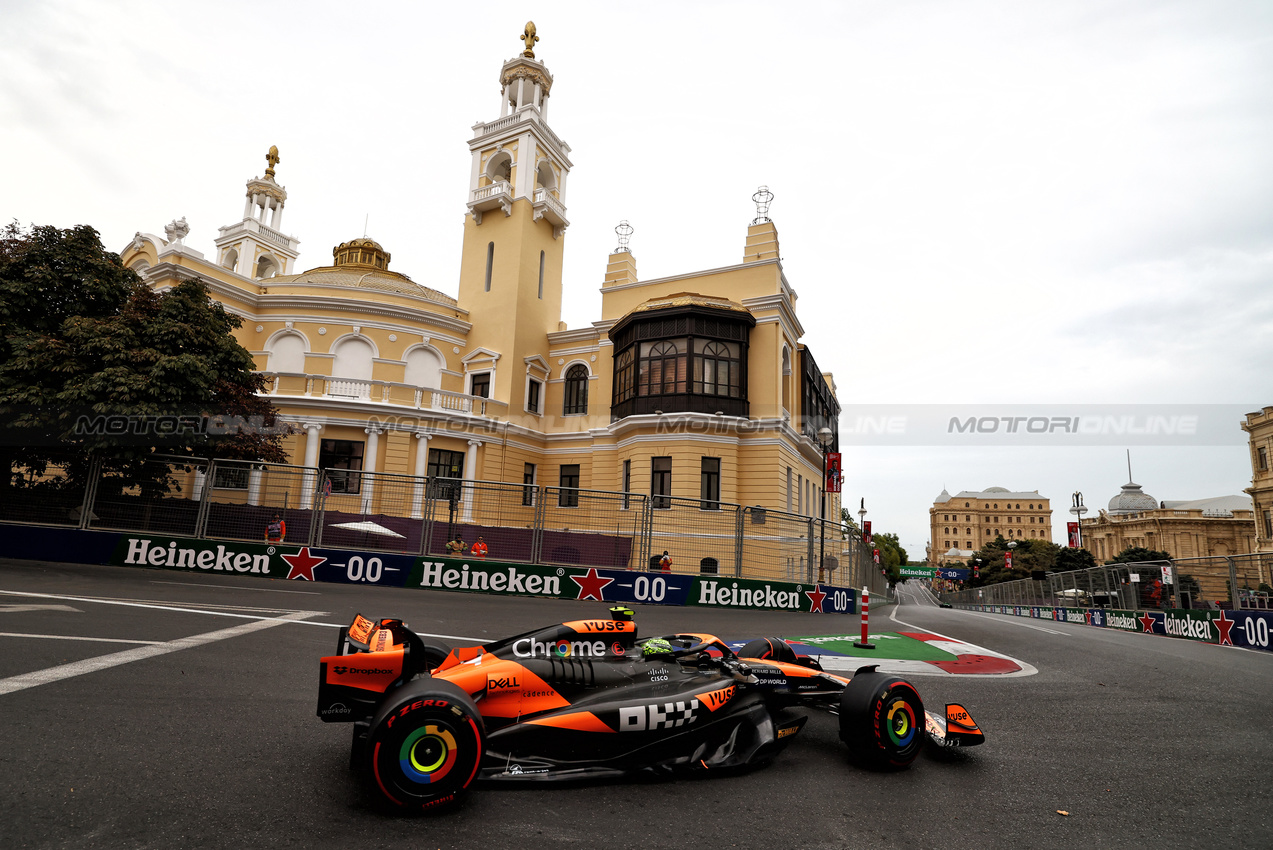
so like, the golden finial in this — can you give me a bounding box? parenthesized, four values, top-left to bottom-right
(265, 145, 280, 179)
(520, 21, 539, 58)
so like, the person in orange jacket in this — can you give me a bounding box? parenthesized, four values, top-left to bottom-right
(471, 536, 489, 559)
(266, 513, 286, 543)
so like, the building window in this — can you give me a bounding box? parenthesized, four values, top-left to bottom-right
(966, 541, 972, 548)
(426, 448, 465, 496)
(558, 464, 580, 507)
(538, 250, 545, 299)
(522, 462, 536, 506)
(563, 364, 589, 415)
(484, 241, 494, 292)
(622, 459, 631, 510)
(692, 340, 742, 397)
(212, 465, 249, 490)
(1260, 447, 1269, 471)
(321, 439, 365, 494)
(470, 372, 490, 398)
(652, 456, 671, 509)
(608, 305, 754, 420)
(700, 457, 720, 510)
(526, 378, 542, 414)
(786, 467, 793, 513)
(1264, 510, 1272, 539)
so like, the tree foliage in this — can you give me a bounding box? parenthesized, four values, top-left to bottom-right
(1107, 546, 1173, 566)
(0, 223, 289, 490)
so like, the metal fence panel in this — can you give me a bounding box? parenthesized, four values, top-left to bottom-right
(87, 458, 207, 537)
(738, 507, 812, 583)
(537, 487, 647, 570)
(200, 460, 322, 546)
(422, 479, 542, 563)
(0, 459, 94, 527)
(644, 497, 741, 578)
(315, 468, 431, 555)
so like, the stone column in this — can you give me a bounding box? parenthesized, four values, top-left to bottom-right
(411, 432, 431, 519)
(300, 423, 322, 509)
(462, 439, 482, 522)
(361, 426, 382, 513)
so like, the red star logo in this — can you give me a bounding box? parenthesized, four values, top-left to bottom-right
(282, 547, 326, 581)
(1212, 610, 1235, 646)
(1084, 609, 1093, 626)
(569, 568, 614, 601)
(805, 586, 827, 613)
(1138, 612, 1157, 633)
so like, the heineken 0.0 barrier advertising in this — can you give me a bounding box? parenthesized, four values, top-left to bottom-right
(103, 532, 856, 614)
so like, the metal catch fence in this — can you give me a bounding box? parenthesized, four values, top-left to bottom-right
(941, 553, 1273, 611)
(6, 456, 887, 588)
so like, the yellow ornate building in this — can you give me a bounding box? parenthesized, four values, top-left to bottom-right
(118, 28, 841, 547)
(927, 487, 1053, 564)
(1078, 477, 1256, 562)
(1243, 406, 1273, 553)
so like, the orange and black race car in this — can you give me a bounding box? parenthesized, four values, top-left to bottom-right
(317, 606, 984, 812)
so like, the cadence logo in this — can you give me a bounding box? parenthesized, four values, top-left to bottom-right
(513, 637, 608, 658)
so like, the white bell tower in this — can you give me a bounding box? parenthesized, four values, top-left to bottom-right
(213, 146, 301, 279)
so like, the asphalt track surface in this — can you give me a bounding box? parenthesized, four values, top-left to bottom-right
(1, 559, 1270, 850)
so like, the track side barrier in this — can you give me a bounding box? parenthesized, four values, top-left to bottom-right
(953, 601, 1273, 654)
(0, 523, 857, 615)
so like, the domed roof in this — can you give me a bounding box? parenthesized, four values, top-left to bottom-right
(626, 292, 751, 316)
(983, 486, 1010, 493)
(267, 237, 457, 306)
(934, 488, 952, 503)
(1108, 480, 1158, 515)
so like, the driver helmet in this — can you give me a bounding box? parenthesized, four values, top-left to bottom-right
(641, 638, 675, 659)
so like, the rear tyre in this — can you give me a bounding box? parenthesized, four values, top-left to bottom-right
(738, 637, 797, 664)
(839, 671, 925, 770)
(365, 680, 485, 812)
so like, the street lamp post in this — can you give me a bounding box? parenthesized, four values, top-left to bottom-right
(816, 427, 834, 585)
(1070, 492, 1088, 548)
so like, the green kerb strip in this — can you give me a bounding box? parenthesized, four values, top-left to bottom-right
(788, 633, 957, 661)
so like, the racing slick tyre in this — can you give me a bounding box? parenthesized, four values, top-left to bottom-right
(739, 637, 797, 663)
(839, 670, 925, 770)
(365, 679, 485, 813)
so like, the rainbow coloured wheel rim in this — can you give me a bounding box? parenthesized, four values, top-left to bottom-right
(399, 725, 458, 784)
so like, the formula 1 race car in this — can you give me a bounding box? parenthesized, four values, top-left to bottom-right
(316, 607, 984, 812)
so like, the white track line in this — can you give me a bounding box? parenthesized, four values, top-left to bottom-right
(0, 589, 326, 624)
(0, 612, 317, 696)
(149, 580, 321, 595)
(0, 632, 164, 645)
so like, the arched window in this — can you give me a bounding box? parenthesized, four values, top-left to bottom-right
(221, 248, 238, 270)
(781, 346, 791, 412)
(404, 347, 443, 388)
(266, 333, 306, 373)
(255, 255, 278, 279)
(693, 340, 742, 397)
(614, 348, 635, 405)
(641, 340, 686, 395)
(563, 364, 589, 415)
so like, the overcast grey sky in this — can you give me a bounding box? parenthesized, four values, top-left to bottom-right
(3, 1, 1270, 557)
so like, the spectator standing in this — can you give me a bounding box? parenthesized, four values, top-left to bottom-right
(266, 513, 286, 543)
(471, 537, 489, 559)
(658, 551, 672, 573)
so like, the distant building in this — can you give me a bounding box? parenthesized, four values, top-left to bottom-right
(928, 486, 1052, 564)
(1242, 406, 1273, 554)
(1080, 473, 1256, 561)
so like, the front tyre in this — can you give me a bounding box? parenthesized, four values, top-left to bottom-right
(366, 681, 484, 812)
(839, 671, 925, 770)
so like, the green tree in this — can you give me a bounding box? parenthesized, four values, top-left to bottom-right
(0, 223, 289, 493)
(1054, 546, 1097, 572)
(1107, 546, 1172, 566)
